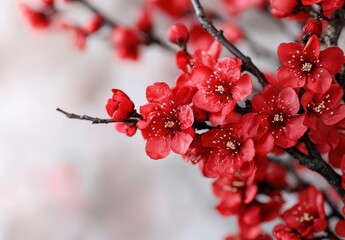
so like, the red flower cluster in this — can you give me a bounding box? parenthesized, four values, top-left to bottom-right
(22, 0, 345, 238)
(273, 186, 328, 239)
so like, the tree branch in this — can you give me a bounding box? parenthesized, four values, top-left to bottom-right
(286, 147, 345, 201)
(75, 0, 173, 51)
(56, 108, 139, 124)
(191, 0, 268, 87)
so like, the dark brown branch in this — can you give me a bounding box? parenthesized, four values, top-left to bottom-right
(286, 147, 345, 201)
(191, 0, 268, 87)
(56, 108, 139, 124)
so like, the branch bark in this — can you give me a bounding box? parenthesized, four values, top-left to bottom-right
(286, 147, 345, 201)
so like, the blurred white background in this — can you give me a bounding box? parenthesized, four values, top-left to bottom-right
(0, 0, 288, 239)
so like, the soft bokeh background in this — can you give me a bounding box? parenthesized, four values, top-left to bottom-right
(0, 1, 290, 239)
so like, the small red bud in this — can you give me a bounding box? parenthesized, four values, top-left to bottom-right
(42, 0, 54, 7)
(167, 23, 189, 45)
(136, 8, 152, 33)
(85, 15, 103, 34)
(303, 20, 323, 37)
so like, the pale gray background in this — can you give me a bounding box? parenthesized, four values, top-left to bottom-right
(0, 0, 291, 239)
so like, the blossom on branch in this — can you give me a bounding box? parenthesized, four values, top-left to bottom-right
(137, 82, 194, 159)
(277, 35, 344, 94)
(191, 58, 252, 125)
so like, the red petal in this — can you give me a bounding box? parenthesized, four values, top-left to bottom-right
(322, 104, 345, 125)
(306, 68, 332, 94)
(170, 131, 193, 155)
(191, 65, 213, 88)
(302, 0, 323, 5)
(255, 133, 274, 156)
(278, 87, 300, 115)
(278, 42, 304, 66)
(319, 47, 344, 75)
(192, 90, 223, 112)
(146, 82, 173, 103)
(231, 74, 252, 101)
(145, 138, 171, 159)
(277, 66, 306, 88)
(335, 220, 345, 237)
(285, 115, 307, 141)
(240, 139, 255, 162)
(178, 105, 194, 129)
(304, 35, 320, 60)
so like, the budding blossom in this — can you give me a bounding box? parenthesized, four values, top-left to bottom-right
(112, 26, 141, 60)
(21, 4, 52, 29)
(106, 89, 135, 122)
(167, 23, 189, 46)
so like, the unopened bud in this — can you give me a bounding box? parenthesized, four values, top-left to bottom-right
(167, 23, 189, 46)
(304, 20, 323, 37)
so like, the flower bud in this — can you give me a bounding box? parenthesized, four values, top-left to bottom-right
(167, 23, 189, 45)
(136, 8, 152, 33)
(106, 89, 135, 121)
(85, 15, 103, 34)
(303, 20, 323, 37)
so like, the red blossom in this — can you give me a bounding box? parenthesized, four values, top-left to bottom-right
(115, 122, 137, 137)
(84, 15, 103, 34)
(147, 0, 191, 18)
(176, 40, 222, 73)
(279, 186, 328, 238)
(112, 26, 141, 60)
(270, 0, 308, 20)
(335, 220, 345, 237)
(252, 85, 307, 149)
(106, 89, 135, 122)
(137, 82, 194, 159)
(192, 58, 252, 125)
(301, 84, 345, 127)
(21, 4, 52, 29)
(303, 20, 326, 37)
(277, 35, 344, 94)
(223, 0, 267, 15)
(201, 114, 258, 175)
(135, 8, 152, 33)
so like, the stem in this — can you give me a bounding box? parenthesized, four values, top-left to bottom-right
(56, 108, 138, 124)
(286, 147, 345, 201)
(190, 0, 268, 87)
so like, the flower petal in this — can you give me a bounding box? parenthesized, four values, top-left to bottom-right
(145, 137, 171, 160)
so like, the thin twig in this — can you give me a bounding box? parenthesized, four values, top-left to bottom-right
(191, 0, 268, 87)
(57, 108, 117, 124)
(75, 0, 174, 51)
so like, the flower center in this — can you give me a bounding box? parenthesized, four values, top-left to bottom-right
(215, 85, 225, 94)
(226, 141, 236, 150)
(300, 212, 314, 222)
(272, 113, 284, 123)
(313, 100, 325, 113)
(164, 121, 175, 128)
(301, 62, 313, 72)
